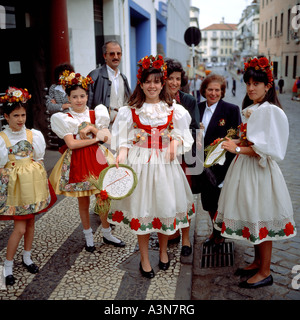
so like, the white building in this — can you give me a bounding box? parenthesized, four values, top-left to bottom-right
(199, 19, 238, 65)
(235, 0, 260, 69)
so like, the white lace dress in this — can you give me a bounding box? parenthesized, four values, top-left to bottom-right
(107, 101, 195, 235)
(214, 102, 296, 244)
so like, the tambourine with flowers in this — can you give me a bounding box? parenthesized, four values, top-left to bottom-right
(88, 164, 138, 215)
(0, 87, 31, 104)
(59, 70, 93, 90)
(137, 55, 168, 84)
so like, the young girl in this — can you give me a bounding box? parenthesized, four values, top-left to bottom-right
(49, 71, 125, 252)
(0, 87, 56, 286)
(214, 57, 297, 288)
(108, 55, 195, 278)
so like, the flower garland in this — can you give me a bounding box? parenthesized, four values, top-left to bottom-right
(137, 55, 167, 84)
(244, 56, 274, 84)
(59, 70, 93, 90)
(0, 87, 31, 104)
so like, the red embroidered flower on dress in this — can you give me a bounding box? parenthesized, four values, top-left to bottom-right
(221, 222, 226, 234)
(152, 217, 162, 230)
(173, 218, 176, 230)
(259, 227, 269, 240)
(242, 227, 251, 239)
(130, 218, 141, 231)
(112, 211, 124, 223)
(284, 222, 294, 236)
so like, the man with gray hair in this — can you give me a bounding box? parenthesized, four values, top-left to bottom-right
(87, 40, 131, 123)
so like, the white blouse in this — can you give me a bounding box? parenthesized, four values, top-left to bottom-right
(111, 100, 194, 154)
(50, 104, 110, 140)
(0, 125, 46, 168)
(243, 101, 289, 167)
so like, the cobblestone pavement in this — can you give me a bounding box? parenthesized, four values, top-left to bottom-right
(191, 68, 300, 300)
(0, 191, 196, 300)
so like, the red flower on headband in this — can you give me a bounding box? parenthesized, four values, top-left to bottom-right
(153, 59, 164, 69)
(142, 58, 151, 69)
(258, 57, 269, 69)
(249, 58, 258, 68)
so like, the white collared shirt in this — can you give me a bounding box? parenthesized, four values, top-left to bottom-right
(202, 101, 218, 136)
(107, 65, 120, 95)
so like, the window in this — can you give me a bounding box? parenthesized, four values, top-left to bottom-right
(0, 5, 16, 29)
(274, 16, 277, 35)
(265, 21, 268, 44)
(285, 56, 289, 77)
(270, 19, 272, 38)
(261, 23, 264, 40)
(280, 13, 283, 34)
(287, 8, 291, 41)
(293, 56, 298, 79)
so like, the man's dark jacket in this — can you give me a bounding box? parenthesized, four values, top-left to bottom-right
(87, 64, 131, 109)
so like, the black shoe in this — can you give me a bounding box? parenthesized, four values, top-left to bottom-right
(22, 259, 39, 274)
(85, 244, 96, 253)
(234, 268, 259, 277)
(139, 262, 155, 279)
(159, 259, 170, 271)
(239, 274, 273, 289)
(103, 237, 126, 247)
(181, 245, 192, 257)
(5, 275, 15, 286)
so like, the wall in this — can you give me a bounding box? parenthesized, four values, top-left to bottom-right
(67, 0, 96, 76)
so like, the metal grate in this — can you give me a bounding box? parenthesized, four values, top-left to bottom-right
(200, 241, 234, 268)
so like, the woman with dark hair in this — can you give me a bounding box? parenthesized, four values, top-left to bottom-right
(0, 88, 56, 286)
(109, 55, 195, 278)
(194, 73, 241, 247)
(45, 63, 75, 113)
(164, 58, 200, 255)
(49, 71, 125, 252)
(215, 57, 296, 288)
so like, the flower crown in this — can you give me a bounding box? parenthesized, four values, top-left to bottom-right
(137, 55, 167, 84)
(59, 70, 94, 90)
(244, 57, 274, 84)
(0, 87, 31, 104)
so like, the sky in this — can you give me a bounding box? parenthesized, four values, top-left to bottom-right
(191, 0, 253, 29)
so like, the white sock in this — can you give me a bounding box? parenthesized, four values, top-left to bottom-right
(23, 250, 33, 266)
(83, 228, 94, 247)
(4, 259, 13, 277)
(102, 227, 121, 243)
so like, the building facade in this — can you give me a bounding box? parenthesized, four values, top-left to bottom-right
(259, 0, 300, 91)
(0, 0, 191, 135)
(235, 0, 260, 69)
(199, 20, 238, 65)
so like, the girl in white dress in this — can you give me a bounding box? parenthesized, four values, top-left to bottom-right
(214, 57, 296, 288)
(0, 87, 56, 286)
(49, 72, 125, 252)
(108, 55, 195, 278)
